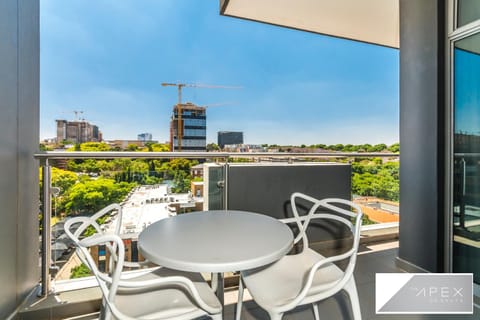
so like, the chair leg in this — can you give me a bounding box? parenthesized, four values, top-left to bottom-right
(268, 311, 283, 320)
(312, 303, 320, 320)
(344, 276, 361, 320)
(211, 272, 218, 293)
(235, 276, 244, 320)
(211, 313, 223, 320)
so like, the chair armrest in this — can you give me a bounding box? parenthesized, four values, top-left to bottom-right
(79, 233, 121, 247)
(282, 247, 357, 311)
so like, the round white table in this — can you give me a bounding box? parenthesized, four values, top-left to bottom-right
(138, 210, 294, 273)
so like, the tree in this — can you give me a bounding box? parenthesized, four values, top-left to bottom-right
(70, 263, 91, 278)
(142, 142, 169, 152)
(40, 167, 78, 215)
(160, 159, 198, 178)
(351, 160, 399, 201)
(343, 144, 355, 152)
(206, 143, 220, 151)
(51, 167, 77, 193)
(39, 143, 53, 151)
(388, 142, 400, 153)
(371, 143, 387, 152)
(126, 144, 139, 151)
(61, 178, 135, 215)
(79, 142, 111, 151)
(172, 170, 191, 193)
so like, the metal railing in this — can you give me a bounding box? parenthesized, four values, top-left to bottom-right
(34, 151, 399, 296)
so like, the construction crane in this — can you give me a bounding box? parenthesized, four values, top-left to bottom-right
(161, 82, 241, 151)
(73, 110, 84, 121)
(60, 110, 84, 121)
(201, 102, 235, 109)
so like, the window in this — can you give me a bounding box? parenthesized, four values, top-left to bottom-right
(452, 32, 480, 284)
(457, 0, 480, 28)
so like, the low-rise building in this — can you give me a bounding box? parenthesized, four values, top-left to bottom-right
(354, 197, 399, 223)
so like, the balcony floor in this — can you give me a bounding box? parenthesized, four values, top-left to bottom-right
(222, 242, 480, 320)
(19, 241, 480, 320)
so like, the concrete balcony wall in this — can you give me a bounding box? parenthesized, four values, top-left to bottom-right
(0, 0, 40, 317)
(399, 0, 446, 272)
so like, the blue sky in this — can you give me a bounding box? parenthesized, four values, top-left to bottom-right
(455, 48, 480, 135)
(40, 0, 399, 145)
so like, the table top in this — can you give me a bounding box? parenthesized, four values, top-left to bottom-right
(138, 210, 294, 273)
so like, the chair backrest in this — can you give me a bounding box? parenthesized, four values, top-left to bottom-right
(290, 193, 362, 251)
(64, 215, 126, 320)
(284, 193, 363, 307)
(65, 206, 222, 320)
(67, 203, 123, 269)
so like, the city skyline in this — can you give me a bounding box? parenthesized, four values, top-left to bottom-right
(40, 0, 399, 145)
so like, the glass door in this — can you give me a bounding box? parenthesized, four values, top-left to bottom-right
(452, 32, 480, 285)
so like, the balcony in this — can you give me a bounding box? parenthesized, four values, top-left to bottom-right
(18, 151, 407, 319)
(6, 150, 473, 319)
(18, 247, 480, 319)
(3, 1, 480, 319)
(19, 242, 403, 320)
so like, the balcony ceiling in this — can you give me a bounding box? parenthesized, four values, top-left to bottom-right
(220, 0, 399, 49)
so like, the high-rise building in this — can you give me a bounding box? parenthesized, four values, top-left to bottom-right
(169, 103, 206, 151)
(56, 119, 102, 144)
(137, 133, 153, 142)
(217, 131, 244, 149)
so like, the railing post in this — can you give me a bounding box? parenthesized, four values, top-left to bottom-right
(40, 161, 52, 296)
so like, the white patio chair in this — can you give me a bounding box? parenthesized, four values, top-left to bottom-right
(65, 214, 222, 320)
(75, 203, 150, 269)
(236, 193, 363, 320)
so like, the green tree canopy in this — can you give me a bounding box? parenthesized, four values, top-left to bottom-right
(70, 142, 111, 151)
(172, 170, 191, 193)
(206, 143, 220, 151)
(351, 160, 399, 201)
(62, 178, 135, 215)
(144, 143, 170, 152)
(126, 144, 139, 151)
(388, 142, 400, 153)
(51, 167, 78, 194)
(70, 263, 92, 278)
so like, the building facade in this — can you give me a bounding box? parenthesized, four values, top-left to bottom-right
(56, 119, 102, 144)
(169, 102, 206, 151)
(137, 132, 152, 142)
(217, 131, 243, 149)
